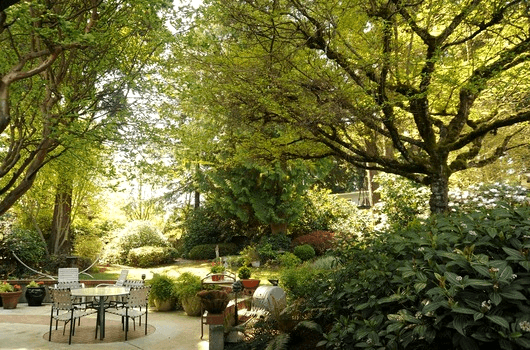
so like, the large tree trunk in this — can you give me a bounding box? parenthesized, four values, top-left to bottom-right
(429, 166, 450, 214)
(49, 180, 73, 254)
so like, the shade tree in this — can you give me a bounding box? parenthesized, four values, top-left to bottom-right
(172, 0, 530, 214)
(0, 0, 175, 221)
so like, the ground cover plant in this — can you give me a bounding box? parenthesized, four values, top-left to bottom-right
(311, 203, 530, 350)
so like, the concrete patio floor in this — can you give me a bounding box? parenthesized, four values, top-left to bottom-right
(0, 303, 209, 350)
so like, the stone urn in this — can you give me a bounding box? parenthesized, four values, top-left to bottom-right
(25, 287, 46, 306)
(181, 296, 202, 316)
(154, 298, 175, 311)
(1, 291, 22, 309)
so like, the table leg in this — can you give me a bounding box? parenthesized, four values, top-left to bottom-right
(99, 297, 105, 340)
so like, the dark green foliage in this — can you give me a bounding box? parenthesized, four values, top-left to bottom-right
(181, 206, 229, 255)
(293, 244, 316, 261)
(187, 243, 239, 260)
(0, 226, 47, 278)
(311, 203, 530, 350)
(280, 266, 326, 301)
(260, 233, 291, 251)
(291, 231, 334, 256)
(127, 246, 176, 267)
(204, 160, 311, 228)
(148, 273, 176, 303)
(238, 266, 251, 279)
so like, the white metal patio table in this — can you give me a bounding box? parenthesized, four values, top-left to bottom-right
(71, 286, 130, 340)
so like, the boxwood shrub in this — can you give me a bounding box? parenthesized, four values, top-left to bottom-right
(294, 244, 316, 261)
(187, 243, 239, 260)
(127, 246, 176, 267)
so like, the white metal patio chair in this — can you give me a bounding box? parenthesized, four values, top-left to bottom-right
(106, 285, 151, 340)
(48, 288, 97, 345)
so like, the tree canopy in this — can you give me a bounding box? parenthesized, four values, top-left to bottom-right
(0, 0, 174, 215)
(171, 0, 530, 213)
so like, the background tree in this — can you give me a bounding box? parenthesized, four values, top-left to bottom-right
(0, 0, 175, 219)
(172, 0, 530, 214)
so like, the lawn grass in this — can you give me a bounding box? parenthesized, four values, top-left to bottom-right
(80, 260, 281, 284)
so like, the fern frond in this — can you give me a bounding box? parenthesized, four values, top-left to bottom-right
(265, 333, 290, 350)
(294, 320, 322, 334)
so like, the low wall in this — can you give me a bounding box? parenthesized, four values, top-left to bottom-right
(2, 280, 117, 303)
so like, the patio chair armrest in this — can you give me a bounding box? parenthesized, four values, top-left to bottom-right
(107, 300, 126, 308)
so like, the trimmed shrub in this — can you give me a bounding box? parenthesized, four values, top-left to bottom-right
(127, 246, 176, 267)
(278, 252, 302, 268)
(294, 244, 315, 261)
(291, 231, 335, 255)
(187, 243, 239, 260)
(103, 221, 168, 264)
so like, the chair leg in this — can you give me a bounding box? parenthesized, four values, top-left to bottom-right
(145, 310, 148, 335)
(49, 309, 54, 341)
(69, 312, 74, 345)
(125, 310, 129, 341)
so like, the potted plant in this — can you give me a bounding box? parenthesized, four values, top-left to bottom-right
(237, 266, 261, 291)
(173, 272, 203, 316)
(148, 273, 176, 311)
(25, 280, 46, 306)
(0, 281, 22, 309)
(210, 259, 226, 281)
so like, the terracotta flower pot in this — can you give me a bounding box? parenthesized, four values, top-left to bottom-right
(241, 279, 260, 289)
(1, 291, 22, 309)
(211, 274, 224, 281)
(25, 287, 46, 306)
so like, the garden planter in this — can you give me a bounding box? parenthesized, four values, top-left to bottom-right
(181, 296, 202, 316)
(154, 298, 174, 311)
(241, 279, 260, 289)
(1, 291, 22, 309)
(197, 290, 229, 314)
(25, 287, 46, 306)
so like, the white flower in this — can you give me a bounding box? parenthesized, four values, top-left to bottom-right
(418, 247, 425, 252)
(469, 230, 477, 236)
(366, 338, 373, 345)
(481, 300, 492, 311)
(520, 321, 530, 332)
(456, 276, 463, 281)
(415, 312, 422, 319)
(512, 274, 517, 280)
